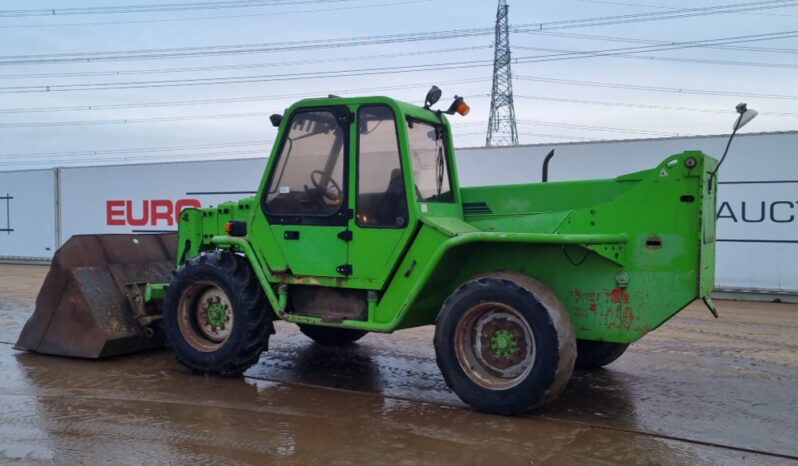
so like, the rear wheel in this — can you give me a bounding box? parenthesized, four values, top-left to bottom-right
(163, 251, 274, 376)
(298, 325, 367, 346)
(434, 272, 576, 415)
(575, 340, 628, 370)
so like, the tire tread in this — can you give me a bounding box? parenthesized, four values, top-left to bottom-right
(434, 271, 576, 415)
(163, 250, 274, 377)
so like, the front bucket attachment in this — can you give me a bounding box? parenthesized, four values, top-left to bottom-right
(15, 234, 177, 359)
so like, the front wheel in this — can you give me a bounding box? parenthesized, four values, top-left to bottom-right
(434, 272, 576, 415)
(163, 251, 274, 376)
(298, 325, 367, 346)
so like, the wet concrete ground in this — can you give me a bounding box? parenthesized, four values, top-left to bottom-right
(0, 264, 796, 465)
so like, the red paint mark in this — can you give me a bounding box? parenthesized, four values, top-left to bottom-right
(608, 288, 630, 304)
(589, 303, 597, 311)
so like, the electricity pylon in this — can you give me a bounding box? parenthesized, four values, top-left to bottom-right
(486, 0, 518, 146)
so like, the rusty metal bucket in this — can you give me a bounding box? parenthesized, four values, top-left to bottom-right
(14, 234, 177, 359)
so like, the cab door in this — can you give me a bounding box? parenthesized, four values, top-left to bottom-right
(347, 104, 414, 288)
(262, 107, 351, 278)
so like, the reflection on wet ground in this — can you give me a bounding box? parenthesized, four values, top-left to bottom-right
(1, 265, 797, 465)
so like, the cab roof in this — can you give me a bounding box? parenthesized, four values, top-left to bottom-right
(288, 95, 450, 126)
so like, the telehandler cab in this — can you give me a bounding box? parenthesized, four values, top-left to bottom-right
(17, 88, 748, 415)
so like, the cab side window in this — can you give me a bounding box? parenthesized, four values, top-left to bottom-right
(265, 111, 345, 216)
(407, 120, 453, 202)
(356, 106, 407, 227)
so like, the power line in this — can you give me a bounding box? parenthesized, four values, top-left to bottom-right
(511, 30, 798, 64)
(0, 120, 723, 169)
(523, 0, 798, 30)
(514, 95, 798, 117)
(0, 27, 497, 65)
(0, 110, 275, 128)
(517, 119, 692, 137)
(0, 85, 485, 114)
(454, 130, 593, 141)
(0, 45, 491, 80)
(0, 95, 476, 126)
(1, 125, 510, 162)
(3, 32, 788, 83)
(3, 129, 525, 168)
(0, 94, 477, 126)
(0, 77, 489, 114)
(1, 110, 691, 137)
(13, 23, 790, 83)
(0, 149, 266, 164)
(517, 132, 594, 141)
(2, 91, 789, 124)
(520, 30, 798, 55)
(2, 74, 794, 117)
(3, 1, 796, 65)
(0, 0, 360, 17)
(566, 0, 798, 19)
(0, 140, 272, 158)
(515, 75, 798, 101)
(452, 92, 798, 117)
(458, 120, 687, 137)
(0, 59, 497, 93)
(2, 30, 796, 94)
(0, 150, 269, 168)
(0, 0, 434, 30)
(617, 53, 798, 69)
(513, 43, 798, 69)
(4, 91, 796, 131)
(4, 0, 794, 31)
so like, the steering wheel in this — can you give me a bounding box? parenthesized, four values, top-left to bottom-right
(310, 170, 343, 202)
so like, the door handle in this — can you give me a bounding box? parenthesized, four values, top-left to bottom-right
(284, 231, 300, 240)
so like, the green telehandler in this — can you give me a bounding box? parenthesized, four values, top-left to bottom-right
(16, 89, 755, 415)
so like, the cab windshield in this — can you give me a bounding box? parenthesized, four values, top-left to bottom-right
(407, 119, 453, 202)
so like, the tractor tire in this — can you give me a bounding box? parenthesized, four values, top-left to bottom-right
(298, 325, 367, 346)
(434, 272, 576, 415)
(574, 340, 628, 370)
(163, 251, 274, 376)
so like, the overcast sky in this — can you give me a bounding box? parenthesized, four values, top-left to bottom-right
(1, 0, 796, 170)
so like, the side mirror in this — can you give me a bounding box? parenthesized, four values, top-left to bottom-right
(735, 103, 758, 130)
(709, 102, 759, 190)
(270, 114, 283, 127)
(424, 86, 442, 108)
